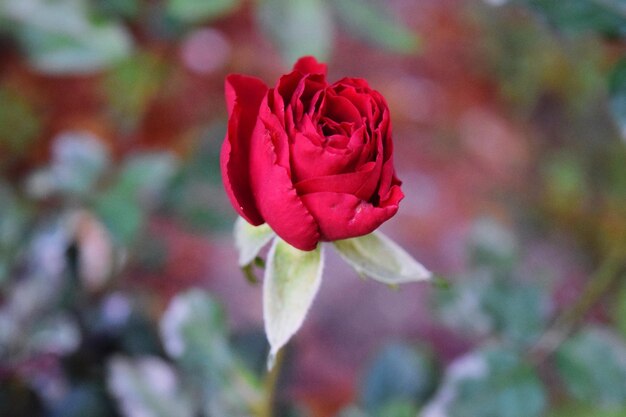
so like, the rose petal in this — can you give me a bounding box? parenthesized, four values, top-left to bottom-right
(301, 187, 403, 241)
(293, 56, 328, 76)
(249, 98, 320, 251)
(221, 75, 268, 225)
(323, 93, 363, 125)
(290, 122, 367, 182)
(294, 151, 382, 202)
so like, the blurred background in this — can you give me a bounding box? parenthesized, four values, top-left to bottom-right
(1, 0, 626, 416)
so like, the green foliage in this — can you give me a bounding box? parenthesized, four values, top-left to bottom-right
(167, 0, 241, 23)
(159, 290, 261, 417)
(555, 326, 626, 408)
(525, 0, 626, 38)
(163, 126, 233, 233)
(103, 53, 166, 131)
(0, 0, 133, 74)
(332, 0, 420, 54)
(436, 219, 551, 347)
(95, 151, 176, 245)
(107, 356, 195, 417)
(257, 0, 334, 64)
(423, 347, 546, 417)
(359, 343, 436, 414)
(0, 88, 42, 161)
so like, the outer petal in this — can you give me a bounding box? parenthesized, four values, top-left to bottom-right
(221, 75, 269, 225)
(300, 185, 404, 241)
(249, 99, 320, 251)
(293, 56, 327, 76)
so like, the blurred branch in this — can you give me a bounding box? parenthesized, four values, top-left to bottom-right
(529, 246, 626, 364)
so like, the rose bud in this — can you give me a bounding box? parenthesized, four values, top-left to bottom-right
(221, 56, 403, 251)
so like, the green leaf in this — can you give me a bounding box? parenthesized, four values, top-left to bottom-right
(333, 231, 431, 284)
(103, 53, 165, 131)
(234, 217, 275, 267)
(107, 356, 195, 417)
(167, 0, 240, 22)
(159, 290, 260, 416)
(94, 190, 143, 246)
(114, 153, 177, 198)
(19, 21, 133, 74)
(28, 131, 110, 198)
(264, 238, 324, 362)
(332, 0, 420, 54)
(1, 0, 133, 74)
(527, 0, 626, 38)
(160, 289, 231, 372)
(555, 326, 626, 407)
(422, 347, 546, 417)
(359, 343, 436, 413)
(257, 0, 334, 64)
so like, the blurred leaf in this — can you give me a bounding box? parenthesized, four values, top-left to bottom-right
(526, 0, 626, 38)
(482, 280, 550, 347)
(0, 88, 41, 159)
(93, 0, 140, 19)
(27, 313, 81, 356)
(234, 217, 275, 267)
(160, 290, 259, 416)
(104, 53, 165, 131)
(18, 20, 133, 74)
(0, 184, 32, 287)
(52, 131, 109, 191)
(95, 152, 175, 245)
(167, 0, 241, 22)
(334, 231, 431, 284)
(27, 131, 110, 198)
(468, 218, 518, 271)
(359, 343, 436, 413)
(257, 0, 333, 64)
(264, 238, 324, 362)
(422, 347, 546, 417)
(231, 328, 269, 378)
(609, 58, 626, 142)
(163, 126, 233, 233)
(107, 355, 195, 417)
(555, 326, 626, 407)
(94, 189, 143, 246)
(160, 289, 230, 369)
(50, 384, 113, 417)
(435, 271, 496, 338)
(1, 0, 133, 73)
(543, 152, 588, 208)
(436, 259, 550, 346)
(332, 0, 420, 53)
(114, 152, 177, 199)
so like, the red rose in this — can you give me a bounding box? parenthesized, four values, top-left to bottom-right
(221, 56, 403, 251)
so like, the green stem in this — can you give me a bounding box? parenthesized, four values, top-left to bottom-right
(257, 349, 285, 417)
(529, 246, 626, 364)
